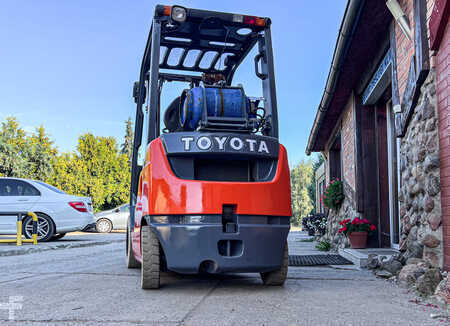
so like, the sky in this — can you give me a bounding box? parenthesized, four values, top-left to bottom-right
(0, 0, 347, 166)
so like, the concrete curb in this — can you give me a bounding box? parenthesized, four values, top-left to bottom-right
(0, 239, 124, 257)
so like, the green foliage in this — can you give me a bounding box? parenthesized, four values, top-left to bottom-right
(298, 238, 314, 242)
(0, 117, 131, 212)
(322, 179, 344, 211)
(290, 159, 313, 225)
(0, 118, 57, 180)
(50, 133, 130, 212)
(28, 125, 57, 181)
(121, 117, 133, 163)
(0, 117, 31, 177)
(315, 240, 331, 251)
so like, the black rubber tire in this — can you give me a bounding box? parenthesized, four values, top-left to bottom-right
(126, 221, 140, 269)
(141, 226, 160, 289)
(260, 241, 288, 286)
(96, 218, 113, 233)
(22, 213, 55, 242)
(51, 233, 66, 241)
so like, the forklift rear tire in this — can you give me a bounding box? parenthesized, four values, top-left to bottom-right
(126, 223, 140, 269)
(260, 242, 288, 286)
(141, 226, 160, 289)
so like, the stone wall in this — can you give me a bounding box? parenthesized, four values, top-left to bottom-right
(322, 180, 359, 249)
(398, 69, 442, 268)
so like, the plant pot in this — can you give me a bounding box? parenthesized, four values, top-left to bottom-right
(348, 231, 368, 249)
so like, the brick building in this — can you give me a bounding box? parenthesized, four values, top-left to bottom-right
(306, 0, 449, 285)
(430, 0, 450, 274)
(315, 162, 326, 214)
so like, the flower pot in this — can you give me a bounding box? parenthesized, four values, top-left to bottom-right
(348, 231, 368, 249)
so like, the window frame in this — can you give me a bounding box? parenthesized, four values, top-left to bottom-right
(0, 179, 41, 197)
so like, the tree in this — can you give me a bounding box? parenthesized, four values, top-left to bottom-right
(0, 117, 131, 212)
(290, 160, 314, 225)
(307, 154, 325, 214)
(0, 117, 31, 177)
(121, 117, 133, 163)
(28, 125, 57, 181)
(51, 133, 130, 212)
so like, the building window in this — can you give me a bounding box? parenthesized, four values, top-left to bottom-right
(318, 179, 325, 213)
(329, 133, 342, 181)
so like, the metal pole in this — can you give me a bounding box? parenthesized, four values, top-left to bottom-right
(16, 213, 22, 246)
(148, 19, 162, 142)
(0, 212, 38, 245)
(28, 212, 38, 245)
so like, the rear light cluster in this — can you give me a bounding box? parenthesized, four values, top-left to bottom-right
(162, 5, 187, 23)
(234, 15, 266, 27)
(69, 201, 88, 212)
(161, 5, 266, 27)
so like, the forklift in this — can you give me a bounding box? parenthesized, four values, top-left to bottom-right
(127, 4, 292, 289)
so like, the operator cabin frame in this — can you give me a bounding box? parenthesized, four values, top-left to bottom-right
(130, 5, 280, 224)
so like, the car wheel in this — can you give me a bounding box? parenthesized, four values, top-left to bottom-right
(126, 220, 140, 268)
(96, 218, 113, 233)
(51, 233, 66, 241)
(260, 241, 288, 286)
(141, 226, 160, 289)
(23, 213, 55, 242)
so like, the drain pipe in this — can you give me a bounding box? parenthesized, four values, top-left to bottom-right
(306, 0, 365, 155)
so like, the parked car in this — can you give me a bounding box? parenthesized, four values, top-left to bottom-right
(94, 204, 129, 233)
(0, 177, 94, 241)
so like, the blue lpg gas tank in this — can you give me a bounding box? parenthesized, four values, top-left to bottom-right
(180, 86, 249, 130)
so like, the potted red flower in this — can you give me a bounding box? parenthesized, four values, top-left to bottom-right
(338, 217, 376, 249)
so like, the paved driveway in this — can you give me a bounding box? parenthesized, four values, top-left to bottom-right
(0, 232, 446, 325)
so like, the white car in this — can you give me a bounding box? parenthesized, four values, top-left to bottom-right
(0, 178, 94, 241)
(94, 203, 129, 233)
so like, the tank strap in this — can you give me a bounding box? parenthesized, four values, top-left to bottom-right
(219, 88, 224, 116)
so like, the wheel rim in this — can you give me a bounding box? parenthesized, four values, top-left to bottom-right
(25, 216, 50, 240)
(97, 220, 111, 233)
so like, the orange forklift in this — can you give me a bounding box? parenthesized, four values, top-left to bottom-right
(127, 4, 292, 289)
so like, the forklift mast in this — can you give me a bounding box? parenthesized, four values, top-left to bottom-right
(130, 5, 280, 225)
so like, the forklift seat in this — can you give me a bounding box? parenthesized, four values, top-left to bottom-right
(164, 96, 182, 132)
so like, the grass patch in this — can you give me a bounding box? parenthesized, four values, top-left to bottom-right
(298, 238, 314, 242)
(315, 240, 331, 251)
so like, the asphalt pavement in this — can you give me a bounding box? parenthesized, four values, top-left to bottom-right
(0, 231, 447, 325)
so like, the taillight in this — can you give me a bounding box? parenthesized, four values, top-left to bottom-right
(243, 15, 266, 27)
(69, 202, 87, 212)
(162, 5, 171, 16)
